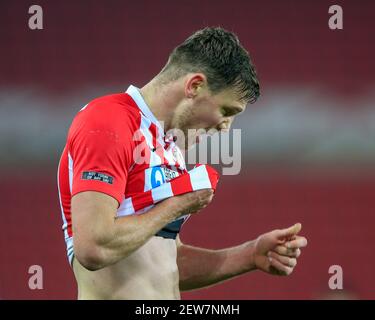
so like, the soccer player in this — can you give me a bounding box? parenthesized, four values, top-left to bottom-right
(57, 27, 308, 299)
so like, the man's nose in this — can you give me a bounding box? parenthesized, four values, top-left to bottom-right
(217, 120, 231, 131)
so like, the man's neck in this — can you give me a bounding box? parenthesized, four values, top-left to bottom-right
(140, 78, 183, 132)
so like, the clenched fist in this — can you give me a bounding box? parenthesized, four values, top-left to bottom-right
(252, 223, 308, 276)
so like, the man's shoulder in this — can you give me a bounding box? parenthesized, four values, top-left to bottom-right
(68, 93, 141, 139)
(85, 93, 140, 118)
(76, 93, 141, 124)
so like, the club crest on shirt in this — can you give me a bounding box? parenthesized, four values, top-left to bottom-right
(171, 145, 185, 170)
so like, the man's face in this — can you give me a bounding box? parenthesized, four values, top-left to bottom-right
(171, 84, 246, 149)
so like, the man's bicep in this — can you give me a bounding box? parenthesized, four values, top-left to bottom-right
(71, 191, 118, 246)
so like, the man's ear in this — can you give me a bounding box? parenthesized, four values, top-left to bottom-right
(185, 73, 207, 98)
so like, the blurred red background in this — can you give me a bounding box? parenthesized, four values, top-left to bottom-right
(0, 0, 374, 299)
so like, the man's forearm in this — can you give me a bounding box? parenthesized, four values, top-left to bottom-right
(177, 241, 257, 291)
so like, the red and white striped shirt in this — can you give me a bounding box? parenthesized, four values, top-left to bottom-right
(57, 85, 219, 264)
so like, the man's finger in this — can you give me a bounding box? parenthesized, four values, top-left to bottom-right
(285, 236, 308, 249)
(276, 223, 302, 240)
(273, 246, 301, 258)
(268, 256, 293, 276)
(268, 251, 297, 268)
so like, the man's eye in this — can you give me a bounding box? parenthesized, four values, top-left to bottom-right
(221, 107, 236, 117)
(221, 107, 229, 116)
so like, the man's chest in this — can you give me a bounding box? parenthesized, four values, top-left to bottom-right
(125, 142, 186, 197)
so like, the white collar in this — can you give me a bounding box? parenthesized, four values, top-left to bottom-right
(126, 85, 164, 133)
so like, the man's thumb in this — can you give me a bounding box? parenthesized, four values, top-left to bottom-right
(277, 223, 302, 239)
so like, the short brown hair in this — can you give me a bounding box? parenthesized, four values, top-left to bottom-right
(161, 27, 260, 104)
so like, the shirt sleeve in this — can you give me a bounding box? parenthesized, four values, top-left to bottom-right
(68, 102, 136, 205)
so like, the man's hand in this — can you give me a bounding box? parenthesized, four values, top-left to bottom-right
(170, 189, 214, 216)
(252, 223, 307, 276)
